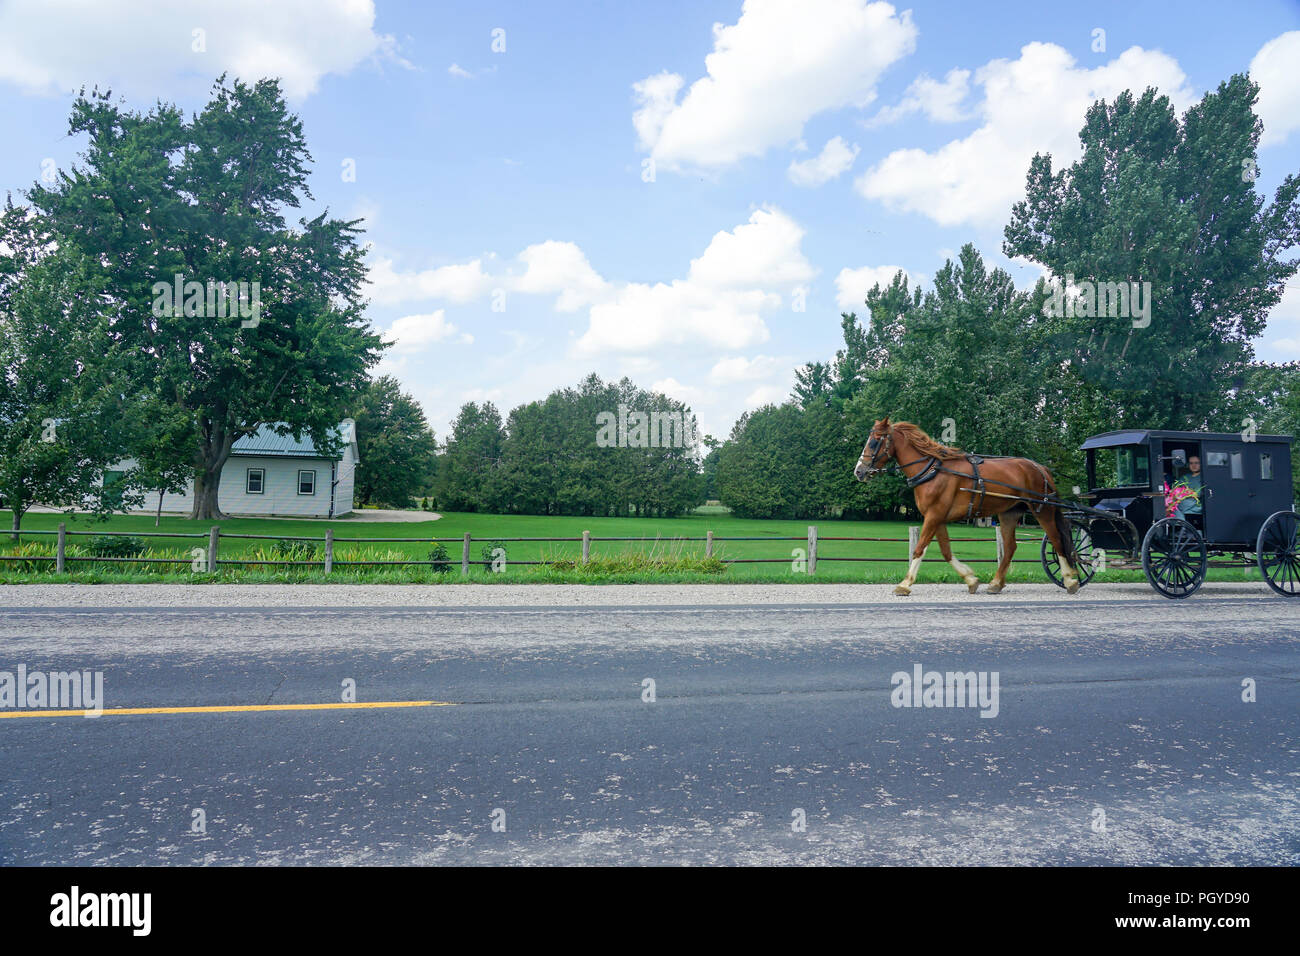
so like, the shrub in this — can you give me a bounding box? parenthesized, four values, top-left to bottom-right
(428, 542, 453, 574)
(271, 538, 320, 562)
(479, 540, 507, 570)
(87, 535, 147, 558)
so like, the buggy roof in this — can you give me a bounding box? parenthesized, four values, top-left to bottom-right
(1081, 429, 1294, 450)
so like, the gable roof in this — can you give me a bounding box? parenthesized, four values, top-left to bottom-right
(230, 420, 357, 462)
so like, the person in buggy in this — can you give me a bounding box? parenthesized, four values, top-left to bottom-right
(1165, 454, 1202, 520)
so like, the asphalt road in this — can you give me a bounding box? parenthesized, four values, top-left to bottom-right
(1, 586, 1297, 865)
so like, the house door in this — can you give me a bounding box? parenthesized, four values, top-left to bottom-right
(1201, 442, 1252, 544)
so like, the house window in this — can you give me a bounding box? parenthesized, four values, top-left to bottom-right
(1261, 453, 1273, 480)
(1230, 452, 1243, 479)
(246, 468, 264, 494)
(298, 470, 316, 495)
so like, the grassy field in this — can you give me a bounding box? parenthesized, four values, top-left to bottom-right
(0, 507, 1262, 586)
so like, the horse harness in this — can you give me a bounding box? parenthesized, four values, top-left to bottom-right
(872, 443, 1058, 520)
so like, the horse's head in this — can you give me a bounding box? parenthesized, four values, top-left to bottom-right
(854, 416, 894, 481)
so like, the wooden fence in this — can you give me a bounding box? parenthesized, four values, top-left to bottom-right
(0, 523, 1046, 575)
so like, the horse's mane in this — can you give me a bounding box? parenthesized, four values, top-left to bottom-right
(892, 422, 965, 460)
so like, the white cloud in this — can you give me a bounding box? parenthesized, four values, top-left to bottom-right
(856, 43, 1195, 227)
(1251, 31, 1300, 147)
(0, 0, 403, 100)
(448, 63, 474, 79)
(709, 355, 781, 384)
(367, 256, 496, 306)
(369, 207, 817, 368)
(687, 207, 817, 288)
(384, 311, 473, 352)
(835, 264, 924, 309)
(512, 241, 608, 311)
(633, 0, 916, 171)
(788, 136, 860, 186)
(866, 68, 972, 126)
(745, 384, 789, 407)
(575, 206, 815, 354)
(1258, 281, 1300, 360)
(367, 242, 606, 313)
(650, 377, 710, 406)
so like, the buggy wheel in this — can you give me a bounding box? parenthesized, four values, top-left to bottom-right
(1040, 520, 1096, 589)
(1256, 510, 1300, 597)
(1141, 517, 1207, 599)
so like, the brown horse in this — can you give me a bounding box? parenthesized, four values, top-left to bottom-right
(853, 417, 1081, 595)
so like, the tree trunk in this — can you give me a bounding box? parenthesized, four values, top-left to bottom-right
(189, 427, 236, 521)
(156, 491, 164, 527)
(9, 505, 24, 543)
(189, 472, 229, 521)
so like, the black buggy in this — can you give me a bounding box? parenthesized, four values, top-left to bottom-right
(1039, 429, 1299, 599)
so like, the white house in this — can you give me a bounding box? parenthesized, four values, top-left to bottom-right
(109, 420, 359, 519)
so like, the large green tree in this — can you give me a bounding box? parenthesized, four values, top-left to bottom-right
(1004, 76, 1300, 434)
(29, 77, 384, 519)
(0, 202, 140, 537)
(352, 375, 437, 508)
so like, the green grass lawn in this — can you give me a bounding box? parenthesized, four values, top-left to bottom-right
(0, 507, 1265, 586)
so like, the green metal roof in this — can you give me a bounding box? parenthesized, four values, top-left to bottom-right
(230, 423, 351, 459)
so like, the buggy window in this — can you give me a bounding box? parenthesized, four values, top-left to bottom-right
(1261, 453, 1273, 480)
(1230, 452, 1243, 479)
(1205, 451, 1229, 467)
(1106, 446, 1149, 488)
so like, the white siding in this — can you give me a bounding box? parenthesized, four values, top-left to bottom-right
(111, 456, 339, 518)
(222, 457, 332, 517)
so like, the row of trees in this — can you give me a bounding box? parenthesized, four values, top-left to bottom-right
(434, 374, 704, 517)
(716, 74, 1300, 518)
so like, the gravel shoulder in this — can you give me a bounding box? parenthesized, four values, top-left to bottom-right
(0, 581, 1284, 608)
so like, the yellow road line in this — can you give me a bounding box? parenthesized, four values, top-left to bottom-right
(0, 700, 456, 719)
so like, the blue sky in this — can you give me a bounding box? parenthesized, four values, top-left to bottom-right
(2, 0, 1299, 440)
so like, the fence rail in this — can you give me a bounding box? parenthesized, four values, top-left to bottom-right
(0, 523, 1048, 574)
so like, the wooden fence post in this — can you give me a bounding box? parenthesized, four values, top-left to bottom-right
(56, 522, 66, 573)
(461, 532, 471, 575)
(208, 526, 220, 573)
(706, 530, 713, 559)
(908, 525, 919, 560)
(324, 529, 334, 575)
(807, 525, 818, 575)
(582, 531, 590, 564)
